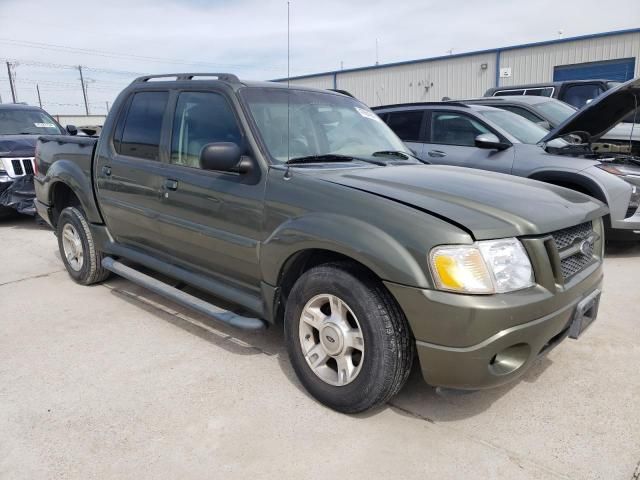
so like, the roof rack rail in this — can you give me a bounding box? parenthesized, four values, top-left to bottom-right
(133, 73, 241, 84)
(371, 101, 470, 110)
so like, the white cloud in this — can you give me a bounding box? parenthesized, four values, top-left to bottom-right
(0, 0, 638, 114)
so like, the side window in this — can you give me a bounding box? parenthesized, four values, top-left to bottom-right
(171, 91, 242, 168)
(494, 89, 525, 96)
(431, 112, 490, 147)
(523, 87, 554, 97)
(119, 91, 168, 161)
(562, 84, 605, 108)
(384, 111, 424, 142)
(499, 105, 544, 123)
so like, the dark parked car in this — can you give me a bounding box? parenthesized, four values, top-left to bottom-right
(462, 96, 640, 154)
(0, 104, 67, 217)
(484, 78, 622, 108)
(35, 73, 606, 413)
(374, 77, 640, 241)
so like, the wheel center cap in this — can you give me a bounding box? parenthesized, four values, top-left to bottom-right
(320, 324, 343, 356)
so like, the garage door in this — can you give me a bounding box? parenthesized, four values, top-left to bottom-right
(553, 58, 636, 82)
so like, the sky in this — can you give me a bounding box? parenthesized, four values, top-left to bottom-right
(0, 0, 638, 115)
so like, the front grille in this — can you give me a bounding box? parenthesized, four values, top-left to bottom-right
(550, 221, 597, 281)
(11, 159, 23, 176)
(2, 157, 35, 177)
(22, 159, 34, 175)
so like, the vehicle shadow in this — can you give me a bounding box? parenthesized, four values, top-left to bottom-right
(1, 214, 51, 231)
(103, 272, 557, 422)
(605, 241, 640, 258)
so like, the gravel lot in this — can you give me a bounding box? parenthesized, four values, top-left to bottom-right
(1, 216, 639, 479)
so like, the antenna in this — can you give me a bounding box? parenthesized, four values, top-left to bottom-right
(287, 0, 291, 164)
(375, 38, 379, 65)
(629, 92, 638, 155)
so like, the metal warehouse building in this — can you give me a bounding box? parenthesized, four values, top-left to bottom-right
(280, 28, 640, 107)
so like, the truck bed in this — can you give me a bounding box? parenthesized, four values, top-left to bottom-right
(36, 135, 97, 178)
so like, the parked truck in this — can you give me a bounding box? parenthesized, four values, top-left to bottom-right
(35, 73, 607, 413)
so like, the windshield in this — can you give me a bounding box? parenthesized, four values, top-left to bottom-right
(0, 108, 63, 135)
(478, 108, 550, 144)
(240, 87, 409, 163)
(535, 100, 577, 126)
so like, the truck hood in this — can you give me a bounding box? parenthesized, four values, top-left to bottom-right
(317, 164, 607, 239)
(0, 135, 38, 157)
(541, 77, 640, 143)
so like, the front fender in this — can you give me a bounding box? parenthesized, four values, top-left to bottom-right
(260, 212, 431, 288)
(39, 159, 102, 224)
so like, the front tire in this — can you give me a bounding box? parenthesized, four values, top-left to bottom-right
(284, 262, 414, 413)
(57, 206, 110, 285)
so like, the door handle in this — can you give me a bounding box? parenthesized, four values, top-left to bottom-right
(164, 179, 179, 191)
(101, 165, 112, 176)
(428, 150, 447, 158)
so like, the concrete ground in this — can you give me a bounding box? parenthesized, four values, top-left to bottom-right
(1, 216, 639, 480)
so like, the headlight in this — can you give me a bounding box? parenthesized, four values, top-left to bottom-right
(596, 163, 640, 177)
(429, 238, 535, 294)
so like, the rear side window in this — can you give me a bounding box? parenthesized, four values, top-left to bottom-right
(119, 91, 169, 161)
(384, 111, 423, 141)
(524, 87, 554, 97)
(494, 89, 525, 96)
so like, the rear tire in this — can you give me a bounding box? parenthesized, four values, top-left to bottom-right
(57, 206, 110, 285)
(284, 262, 414, 413)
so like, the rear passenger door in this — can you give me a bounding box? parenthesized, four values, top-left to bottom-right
(158, 90, 265, 293)
(95, 90, 170, 253)
(424, 110, 515, 173)
(381, 110, 426, 156)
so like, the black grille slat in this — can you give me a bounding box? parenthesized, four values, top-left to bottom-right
(22, 159, 34, 175)
(560, 253, 594, 278)
(11, 159, 23, 176)
(550, 222, 596, 281)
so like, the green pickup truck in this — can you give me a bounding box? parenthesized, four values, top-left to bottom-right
(34, 73, 607, 413)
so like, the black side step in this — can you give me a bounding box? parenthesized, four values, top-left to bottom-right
(101, 257, 266, 330)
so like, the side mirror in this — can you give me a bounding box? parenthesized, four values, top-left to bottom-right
(536, 120, 551, 130)
(200, 142, 250, 173)
(66, 125, 78, 136)
(475, 133, 510, 151)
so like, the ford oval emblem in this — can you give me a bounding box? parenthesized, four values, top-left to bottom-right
(579, 238, 593, 256)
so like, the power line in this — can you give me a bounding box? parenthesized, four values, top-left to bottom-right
(0, 38, 285, 71)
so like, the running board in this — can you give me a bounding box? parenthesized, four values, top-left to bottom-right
(101, 257, 266, 330)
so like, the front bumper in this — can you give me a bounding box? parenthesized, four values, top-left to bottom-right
(385, 262, 603, 390)
(0, 174, 36, 216)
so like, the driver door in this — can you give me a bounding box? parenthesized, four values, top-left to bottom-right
(157, 90, 265, 293)
(422, 110, 514, 174)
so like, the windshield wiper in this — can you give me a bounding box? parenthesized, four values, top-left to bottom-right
(285, 154, 356, 165)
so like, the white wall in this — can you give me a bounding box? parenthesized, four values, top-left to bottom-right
(499, 31, 640, 86)
(283, 30, 640, 107)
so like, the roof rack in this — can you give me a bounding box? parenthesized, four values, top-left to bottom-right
(133, 73, 241, 84)
(371, 101, 470, 110)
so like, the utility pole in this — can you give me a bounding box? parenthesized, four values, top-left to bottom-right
(36, 84, 42, 108)
(375, 39, 379, 65)
(6, 62, 16, 103)
(78, 65, 89, 115)
(105, 101, 110, 113)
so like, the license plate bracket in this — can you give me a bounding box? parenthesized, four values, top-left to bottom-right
(569, 289, 601, 339)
